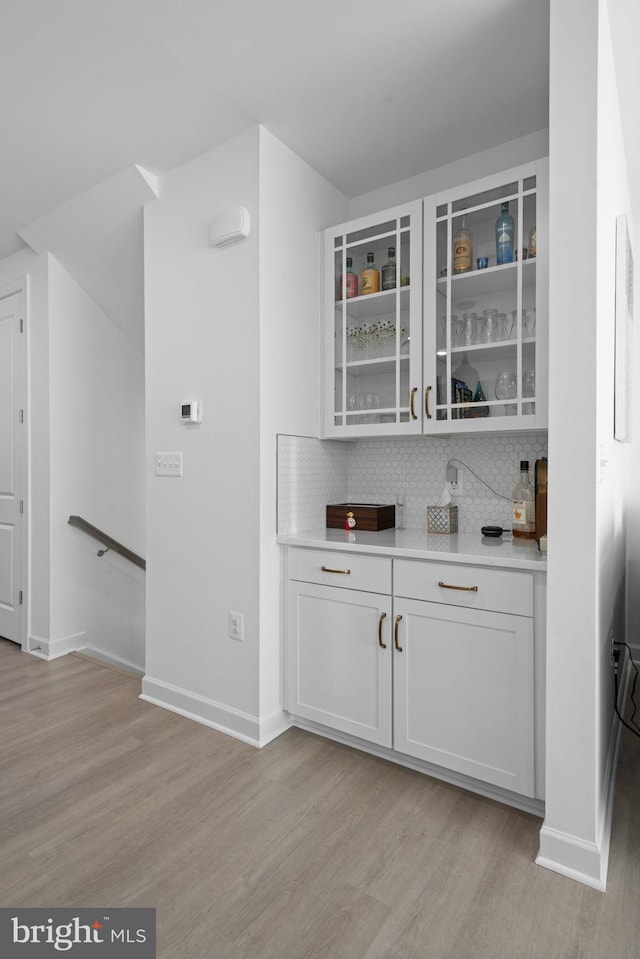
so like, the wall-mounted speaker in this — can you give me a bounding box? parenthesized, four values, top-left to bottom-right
(209, 205, 251, 248)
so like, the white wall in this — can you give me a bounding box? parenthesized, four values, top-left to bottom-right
(142, 125, 347, 744)
(47, 256, 145, 669)
(538, 0, 632, 890)
(0, 246, 145, 669)
(258, 127, 347, 732)
(142, 129, 263, 736)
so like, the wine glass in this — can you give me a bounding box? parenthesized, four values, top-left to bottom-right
(523, 308, 536, 339)
(523, 369, 535, 414)
(495, 372, 517, 415)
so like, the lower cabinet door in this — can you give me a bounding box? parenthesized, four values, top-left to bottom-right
(286, 581, 392, 747)
(393, 598, 534, 796)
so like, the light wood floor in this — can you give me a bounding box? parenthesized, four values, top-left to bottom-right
(2, 638, 639, 959)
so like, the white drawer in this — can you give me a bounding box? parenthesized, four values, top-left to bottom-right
(393, 559, 533, 616)
(287, 547, 392, 595)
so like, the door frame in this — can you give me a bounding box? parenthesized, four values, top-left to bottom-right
(0, 275, 29, 651)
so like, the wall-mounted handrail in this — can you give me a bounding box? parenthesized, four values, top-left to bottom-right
(68, 515, 146, 570)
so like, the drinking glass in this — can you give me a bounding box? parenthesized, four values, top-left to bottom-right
(523, 308, 536, 339)
(483, 308, 498, 342)
(495, 371, 517, 415)
(523, 369, 535, 414)
(463, 311, 477, 347)
(495, 312, 508, 341)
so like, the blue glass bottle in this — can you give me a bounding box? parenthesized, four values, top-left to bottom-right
(495, 202, 515, 264)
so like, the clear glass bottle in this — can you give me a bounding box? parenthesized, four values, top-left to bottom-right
(339, 256, 358, 299)
(495, 202, 515, 265)
(382, 246, 397, 290)
(360, 252, 380, 295)
(512, 460, 536, 540)
(453, 217, 473, 274)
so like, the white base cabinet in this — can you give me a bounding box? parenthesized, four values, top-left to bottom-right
(287, 581, 392, 747)
(285, 547, 540, 802)
(393, 598, 534, 796)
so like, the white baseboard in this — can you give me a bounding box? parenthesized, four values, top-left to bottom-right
(290, 716, 545, 817)
(536, 657, 631, 890)
(536, 827, 607, 891)
(76, 645, 144, 677)
(28, 632, 86, 660)
(140, 675, 290, 748)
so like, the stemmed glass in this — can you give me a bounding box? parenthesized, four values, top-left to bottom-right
(523, 369, 535, 414)
(495, 371, 517, 415)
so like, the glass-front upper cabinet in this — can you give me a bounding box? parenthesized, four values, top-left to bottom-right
(323, 200, 423, 437)
(424, 160, 548, 433)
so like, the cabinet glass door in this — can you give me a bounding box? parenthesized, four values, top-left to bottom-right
(428, 164, 545, 432)
(325, 201, 422, 436)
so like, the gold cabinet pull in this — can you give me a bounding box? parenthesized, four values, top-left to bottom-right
(378, 612, 387, 649)
(321, 566, 351, 575)
(438, 581, 478, 592)
(410, 387, 418, 420)
(394, 614, 403, 652)
(424, 385, 432, 420)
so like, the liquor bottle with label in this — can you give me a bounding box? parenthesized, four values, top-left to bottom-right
(453, 218, 473, 274)
(381, 247, 397, 290)
(339, 256, 358, 299)
(512, 460, 536, 539)
(495, 202, 515, 264)
(361, 252, 380, 295)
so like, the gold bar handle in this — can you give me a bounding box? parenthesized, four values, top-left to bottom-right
(424, 385, 432, 420)
(410, 387, 418, 420)
(378, 612, 387, 649)
(394, 614, 403, 652)
(438, 581, 478, 592)
(321, 566, 351, 575)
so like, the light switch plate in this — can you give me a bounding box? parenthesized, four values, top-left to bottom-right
(155, 452, 183, 477)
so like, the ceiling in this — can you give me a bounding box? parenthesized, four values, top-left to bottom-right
(1, 0, 638, 346)
(0, 0, 551, 262)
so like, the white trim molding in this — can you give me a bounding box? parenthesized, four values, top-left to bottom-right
(140, 675, 290, 748)
(536, 661, 630, 890)
(28, 631, 86, 660)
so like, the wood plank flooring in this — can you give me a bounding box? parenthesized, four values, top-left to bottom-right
(1, 637, 639, 958)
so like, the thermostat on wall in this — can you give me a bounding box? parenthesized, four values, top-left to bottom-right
(181, 399, 202, 424)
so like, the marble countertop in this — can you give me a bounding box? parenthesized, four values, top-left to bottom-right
(277, 527, 547, 572)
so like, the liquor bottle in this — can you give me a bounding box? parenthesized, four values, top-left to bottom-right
(360, 252, 380, 295)
(339, 256, 358, 299)
(495, 202, 515, 264)
(512, 460, 536, 540)
(381, 247, 397, 290)
(453, 218, 473, 274)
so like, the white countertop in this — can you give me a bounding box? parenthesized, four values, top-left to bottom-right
(277, 527, 547, 572)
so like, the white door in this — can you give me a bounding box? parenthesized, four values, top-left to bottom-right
(393, 598, 534, 796)
(0, 290, 25, 644)
(286, 581, 393, 747)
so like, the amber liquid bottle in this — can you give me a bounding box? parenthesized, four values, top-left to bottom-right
(512, 460, 536, 540)
(360, 252, 380, 295)
(453, 217, 473, 274)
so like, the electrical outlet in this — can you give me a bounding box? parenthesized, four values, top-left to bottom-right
(229, 611, 244, 641)
(446, 472, 463, 495)
(611, 632, 620, 669)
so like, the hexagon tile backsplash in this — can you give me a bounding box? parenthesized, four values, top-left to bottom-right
(277, 433, 548, 535)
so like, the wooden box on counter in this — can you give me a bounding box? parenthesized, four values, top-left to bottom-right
(326, 503, 396, 531)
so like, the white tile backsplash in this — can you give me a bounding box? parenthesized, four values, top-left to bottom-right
(277, 435, 350, 534)
(277, 432, 548, 535)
